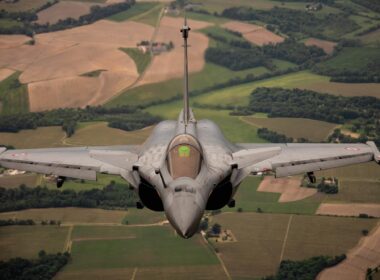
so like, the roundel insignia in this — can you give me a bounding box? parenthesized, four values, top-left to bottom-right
(344, 147, 360, 151)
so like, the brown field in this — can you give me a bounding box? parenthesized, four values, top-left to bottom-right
(360, 28, 380, 45)
(324, 180, 380, 204)
(0, 35, 30, 49)
(0, 20, 155, 111)
(212, 212, 376, 279)
(0, 225, 68, 260)
(316, 162, 380, 180)
(0, 0, 48, 12)
(36, 20, 154, 48)
(258, 176, 317, 202)
(0, 126, 65, 149)
(304, 38, 337, 55)
(222, 21, 284, 46)
(0, 173, 39, 188)
(20, 43, 137, 83)
(318, 222, 380, 280)
(137, 16, 210, 86)
(37, 1, 100, 25)
(316, 203, 380, 217)
(242, 117, 337, 142)
(302, 81, 380, 98)
(0, 68, 14, 82)
(0, 208, 127, 224)
(0, 39, 76, 72)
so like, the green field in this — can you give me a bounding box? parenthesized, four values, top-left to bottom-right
(107, 2, 158, 22)
(0, 122, 152, 149)
(0, 226, 68, 260)
(107, 62, 272, 107)
(146, 103, 265, 143)
(242, 117, 338, 142)
(230, 176, 323, 215)
(317, 47, 380, 72)
(0, 208, 127, 224)
(212, 212, 377, 279)
(120, 48, 151, 75)
(66, 226, 219, 270)
(193, 71, 328, 106)
(190, 0, 340, 14)
(0, 18, 23, 29)
(123, 208, 165, 225)
(130, 2, 163, 27)
(0, 72, 29, 115)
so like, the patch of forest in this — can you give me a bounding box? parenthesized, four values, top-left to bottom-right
(0, 251, 70, 280)
(0, 182, 138, 213)
(220, 7, 359, 39)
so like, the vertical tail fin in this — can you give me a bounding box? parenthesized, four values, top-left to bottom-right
(180, 17, 191, 125)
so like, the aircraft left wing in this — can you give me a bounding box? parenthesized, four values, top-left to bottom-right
(0, 146, 139, 181)
(235, 141, 380, 177)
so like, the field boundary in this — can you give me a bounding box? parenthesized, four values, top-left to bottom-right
(279, 215, 293, 262)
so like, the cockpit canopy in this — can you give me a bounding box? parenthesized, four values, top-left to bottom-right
(167, 134, 202, 179)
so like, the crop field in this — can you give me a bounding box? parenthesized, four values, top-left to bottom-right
(0, 208, 127, 224)
(122, 208, 165, 225)
(137, 16, 210, 86)
(317, 47, 380, 72)
(242, 117, 338, 142)
(193, 71, 380, 106)
(58, 226, 224, 279)
(324, 180, 380, 204)
(130, 2, 164, 27)
(230, 176, 323, 214)
(0, 173, 39, 188)
(317, 162, 380, 181)
(107, 2, 158, 22)
(193, 71, 327, 106)
(190, 0, 340, 14)
(107, 62, 272, 107)
(222, 21, 284, 46)
(304, 38, 337, 55)
(0, 126, 65, 149)
(120, 48, 151, 75)
(0, 122, 152, 149)
(211, 212, 376, 279)
(0, 0, 49, 12)
(0, 225, 68, 260)
(360, 28, 380, 45)
(146, 103, 265, 143)
(36, 1, 96, 24)
(0, 71, 29, 115)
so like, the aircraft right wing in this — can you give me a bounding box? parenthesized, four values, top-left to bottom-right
(235, 141, 380, 178)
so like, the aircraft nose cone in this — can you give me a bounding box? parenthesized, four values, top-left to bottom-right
(167, 194, 203, 238)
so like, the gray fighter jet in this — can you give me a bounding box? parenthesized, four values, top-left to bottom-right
(1, 20, 379, 238)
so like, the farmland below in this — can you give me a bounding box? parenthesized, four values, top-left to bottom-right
(0, 0, 380, 279)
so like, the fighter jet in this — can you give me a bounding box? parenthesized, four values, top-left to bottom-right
(1, 19, 379, 238)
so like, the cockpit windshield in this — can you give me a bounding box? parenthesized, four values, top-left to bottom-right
(167, 134, 202, 179)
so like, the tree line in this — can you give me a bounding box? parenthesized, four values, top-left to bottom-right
(205, 34, 325, 71)
(0, 106, 161, 137)
(232, 87, 380, 145)
(220, 6, 359, 40)
(263, 255, 346, 280)
(0, 1, 135, 36)
(242, 87, 380, 124)
(0, 251, 70, 280)
(0, 182, 138, 213)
